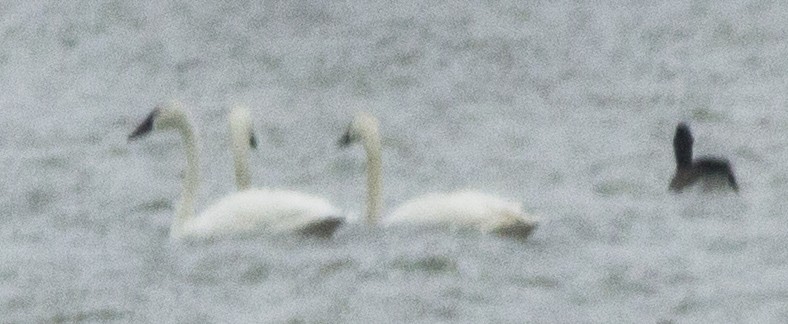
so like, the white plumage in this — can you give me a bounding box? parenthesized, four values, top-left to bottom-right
(183, 188, 342, 237)
(128, 101, 342, 241)
(228, 104, 256, 191)
(339, 111, 538, 239)
(386, 191, 529, 232)
(226, 104, 344, 237)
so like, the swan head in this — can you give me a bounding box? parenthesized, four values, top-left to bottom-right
(338, 111, 379, 148)
(128, 101, 191, 140)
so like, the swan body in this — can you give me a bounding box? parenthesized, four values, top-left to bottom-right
(186, 188, 341, 237)
(128, 101, 342, 241)
(388, 190, 537, 237)
(339, 111, 537, 239)
(669, 122, 738, 193)
(226, 104, 345, 237)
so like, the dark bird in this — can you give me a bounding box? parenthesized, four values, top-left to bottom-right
(669, 122, 738, 193)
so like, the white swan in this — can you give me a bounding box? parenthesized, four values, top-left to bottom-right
(226, 104, 345, 237)
(339, 111, 538, 239)
(128, 101, 343, 241)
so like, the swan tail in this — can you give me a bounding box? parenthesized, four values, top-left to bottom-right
(489, 207, 538, 240)
(491, 220, 538, 240)
(297, 217, 344, 238)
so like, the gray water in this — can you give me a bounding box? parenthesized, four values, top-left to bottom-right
(2, 0, 788, 322)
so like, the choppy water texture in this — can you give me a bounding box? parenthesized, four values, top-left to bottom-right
(2, 0, 788, 322)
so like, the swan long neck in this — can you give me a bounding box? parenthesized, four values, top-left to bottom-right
(361, 122, 383, 225)
(173, 116, 199, 239)
(229, 108, 252, 190)
(232, 142, 251, 190)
